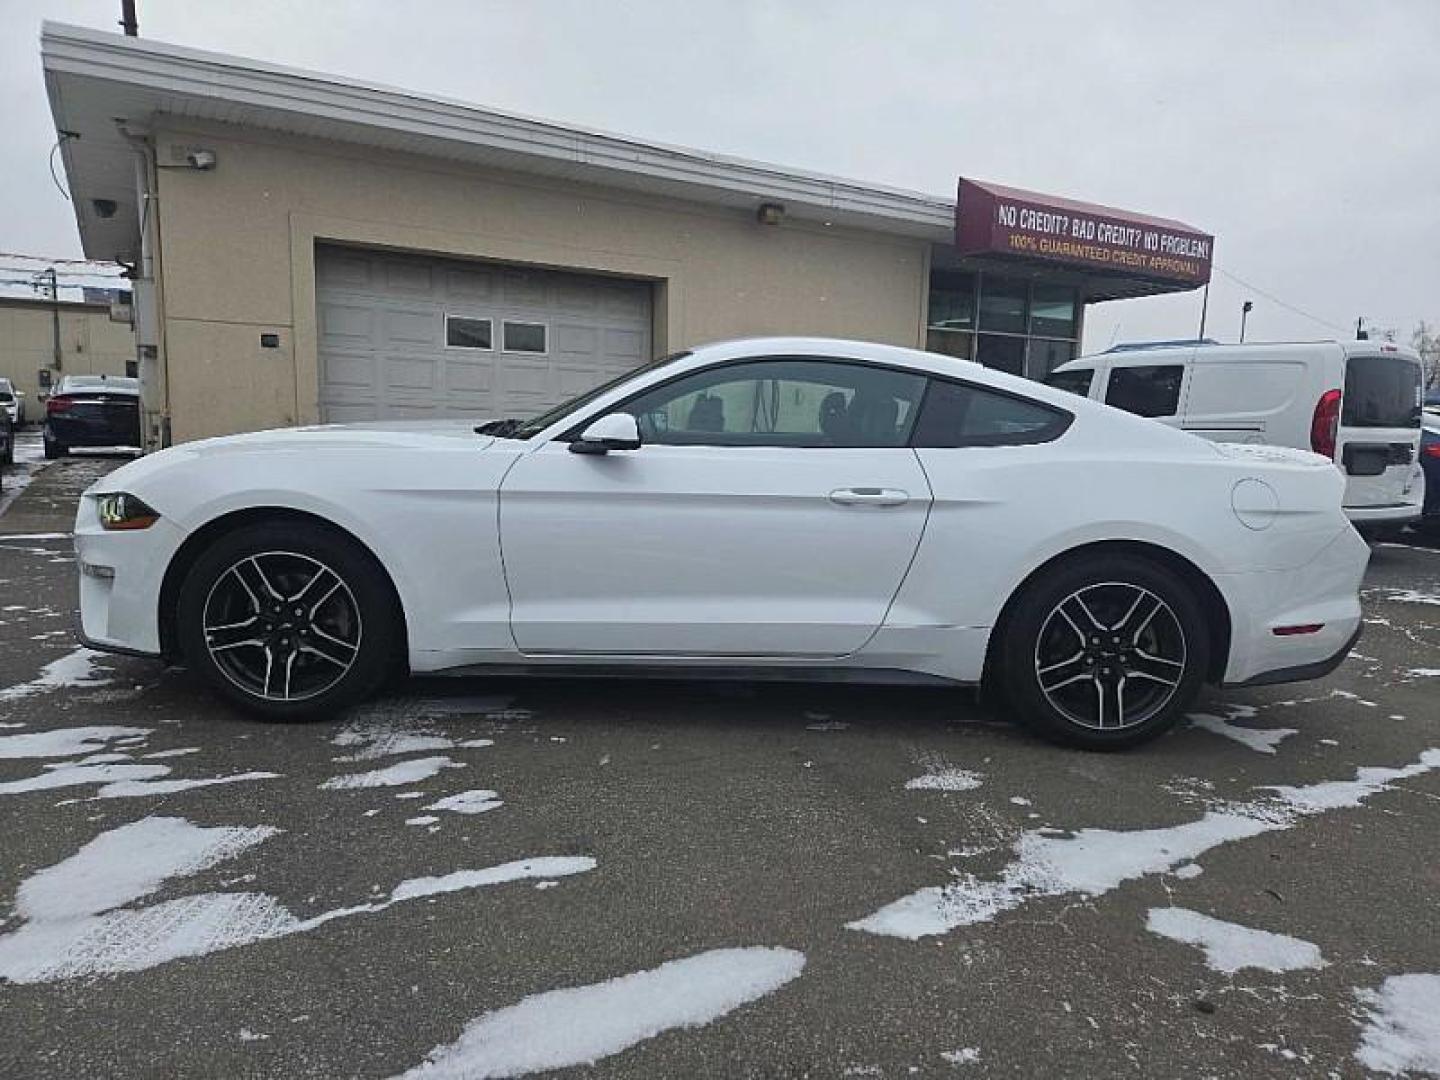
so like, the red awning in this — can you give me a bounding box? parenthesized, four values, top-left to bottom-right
(953, 177, 1213, 293)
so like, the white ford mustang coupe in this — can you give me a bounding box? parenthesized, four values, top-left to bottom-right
(74, 338, 1368, 749)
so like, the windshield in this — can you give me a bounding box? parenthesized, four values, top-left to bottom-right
(60, 375, 140, 393)
(508, 351, 691, 439)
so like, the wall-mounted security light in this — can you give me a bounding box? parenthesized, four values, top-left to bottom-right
(185, 149, 217, 170)
(91, 198, 118, 218)
(756, 201, 785, 226)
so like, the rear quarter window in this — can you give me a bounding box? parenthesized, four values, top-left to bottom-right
(911, 379, 1072, 448)
(1343, 355, 1421, 428)
(1105, 365, 1184, 418)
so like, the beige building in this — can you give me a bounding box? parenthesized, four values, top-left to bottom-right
(0, 295, 135, 418)
(42, 23, 1210, 450)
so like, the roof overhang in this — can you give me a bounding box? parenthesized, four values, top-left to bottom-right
(41, 24, 1212, 305)
(41, 21, 956, 264)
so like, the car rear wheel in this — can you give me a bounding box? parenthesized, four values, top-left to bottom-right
(176, 521, 400, 720)
(42, 434, 67, 459)
(999, 554, 1210, 750)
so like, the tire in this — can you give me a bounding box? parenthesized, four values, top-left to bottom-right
(176, 521, 401, 720)
(999, 553, 1210, 750)
(43, 435, 67, 460)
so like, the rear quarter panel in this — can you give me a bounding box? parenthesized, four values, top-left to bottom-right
(891, 415, 1350, 649)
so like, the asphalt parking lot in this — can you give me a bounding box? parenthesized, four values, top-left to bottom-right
(1, 436, 1437, 1079)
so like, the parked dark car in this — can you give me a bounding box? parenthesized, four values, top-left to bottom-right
(0, 403, 12, 473)
(42, 374, 142, 459)
(1421, 410, 1440, 531)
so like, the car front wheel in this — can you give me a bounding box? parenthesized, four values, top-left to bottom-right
(176, 521, 400, 720)
(1000, 554, 1210, 750)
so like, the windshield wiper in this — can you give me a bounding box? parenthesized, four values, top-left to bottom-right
(474, 418, 523, 437)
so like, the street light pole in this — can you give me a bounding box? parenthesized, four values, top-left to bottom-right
(1240, 300, 1254, 343)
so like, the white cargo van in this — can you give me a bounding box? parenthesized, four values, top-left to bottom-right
(1046, 340, 1425, 533)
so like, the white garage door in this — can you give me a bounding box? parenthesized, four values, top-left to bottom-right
(315, 246, 652, 422)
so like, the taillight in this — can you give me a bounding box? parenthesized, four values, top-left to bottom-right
(1424, 443, 1440, 459)
(1310, 389, 1342, 459)
(46, 395, 75, 415)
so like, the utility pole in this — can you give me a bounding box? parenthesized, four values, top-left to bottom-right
(120, 0, 138, 36)
(1240, 300, 1253, 343)
(40, 267, 63, 371)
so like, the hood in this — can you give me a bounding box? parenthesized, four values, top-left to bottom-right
(90, 420, 498, 493)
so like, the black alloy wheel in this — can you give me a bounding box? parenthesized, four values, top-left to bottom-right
(177, 521, 399, 719)
(1000, 554, 1210, 750)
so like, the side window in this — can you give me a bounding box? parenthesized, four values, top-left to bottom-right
(911, 380, 1072, 448)
(1105, 365, 1184, 418)
(617, 358, 926, 448)
(1043, 367, 1094, 397)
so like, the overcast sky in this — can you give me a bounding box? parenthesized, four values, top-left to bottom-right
(1, 0, 1436, 352)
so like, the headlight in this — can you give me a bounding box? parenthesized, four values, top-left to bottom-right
(96, 492, 160, 531)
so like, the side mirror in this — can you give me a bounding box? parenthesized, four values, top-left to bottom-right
(570, 412, 641, 455)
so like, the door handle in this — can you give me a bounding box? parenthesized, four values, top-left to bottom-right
(829, 487, 910, 507)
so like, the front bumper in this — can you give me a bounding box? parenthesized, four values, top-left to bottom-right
(73, 494, 186, 656)
(1217, 525, 1369, 687)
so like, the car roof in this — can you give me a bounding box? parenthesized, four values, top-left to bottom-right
(1055, 340, 1422, 373)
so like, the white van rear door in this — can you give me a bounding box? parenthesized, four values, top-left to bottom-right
(1337, 351, 1423, 509)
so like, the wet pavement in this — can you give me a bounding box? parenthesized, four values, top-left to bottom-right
(0, 441, 1437, 1079)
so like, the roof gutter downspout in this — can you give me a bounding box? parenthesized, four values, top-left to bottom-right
(117, 123, 170, 451)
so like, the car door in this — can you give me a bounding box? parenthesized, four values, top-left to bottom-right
(498, 356, 933, 657)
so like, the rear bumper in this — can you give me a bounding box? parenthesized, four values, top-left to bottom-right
(1345, 502, 1422, 529)
(1225, 622, 1361, 688)
(45, 416, 141, 448)
(1217, 525, 1369, 686)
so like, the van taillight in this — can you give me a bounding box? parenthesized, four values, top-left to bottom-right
(1311, 389, 1342, 459)
(46, 396, 75, 415)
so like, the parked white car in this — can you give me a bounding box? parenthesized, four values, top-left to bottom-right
(1047, 340, 1425, 534)
(0, 377, 25, 428)
(73, 337, 1368, 749)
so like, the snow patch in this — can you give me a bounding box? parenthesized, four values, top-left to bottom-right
(394, 947, 805, 1078)
(850, 750, 1440, 939)
(941, 1048, 981, 1066)
(1355, 974, 1440, 1076)
(0, 648, 113, 702)
(1146, 908, 1325, 973)
(905, 768, 983, 793)
(0, 762, 170, 795)
(0, 821, 594, 983)
(0, 724, 150, 759)
(14, 817, 276, 923)
(91, 772, 279, 799)
(321, 756, 464, 790)
(1189, 713, 1297, 755)
(426, 790, 504, 816)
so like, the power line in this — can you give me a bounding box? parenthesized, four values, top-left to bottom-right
(1214, 267, 1348, 335)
